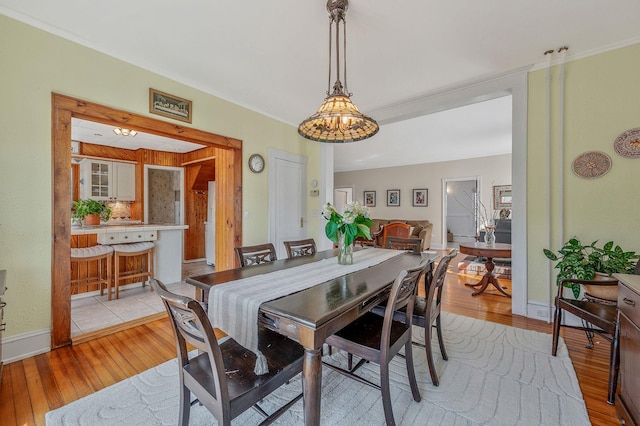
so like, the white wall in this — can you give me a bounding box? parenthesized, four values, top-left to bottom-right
(334, 154, 511, 248)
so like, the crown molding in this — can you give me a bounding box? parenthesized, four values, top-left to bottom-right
(529, 36, 640, 72)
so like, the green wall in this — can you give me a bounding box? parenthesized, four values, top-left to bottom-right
(2, 11, 639, 349)
(527, 43, 640, 303)
(0, 15, 321, 339)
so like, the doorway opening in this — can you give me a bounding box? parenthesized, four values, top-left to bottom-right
(333, 186, 354, 214)
(442, 177, 481, 248)
(144, 165, 184, 225)
(53, 93, 242, 348)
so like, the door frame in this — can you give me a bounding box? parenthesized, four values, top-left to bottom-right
(52, 93, 242, 348)
(441, 176, 481, 245)
(371, 67, 527, 316)
(143, 164, 185, 225)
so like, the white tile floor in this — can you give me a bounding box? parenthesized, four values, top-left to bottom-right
(70, 281, 194, 337)
(71, 260, 215, 338)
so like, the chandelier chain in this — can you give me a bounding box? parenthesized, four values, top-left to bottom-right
(343, 16, 349, 95)
(327, 17, 333, 96)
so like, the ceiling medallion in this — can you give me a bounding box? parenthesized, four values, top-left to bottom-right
(571, 151, 612, 179)
(613, 127, 640, 158)
(297, 0, 379, 143)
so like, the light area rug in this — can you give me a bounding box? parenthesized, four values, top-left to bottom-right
(46, 312, 590, 425)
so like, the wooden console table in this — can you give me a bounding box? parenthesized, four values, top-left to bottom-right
(613, 273, 640, 425)
(458, 242, 512, 297)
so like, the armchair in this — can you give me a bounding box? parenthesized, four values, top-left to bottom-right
(369, 219, 433, 250)
(376, 222, 411, 248)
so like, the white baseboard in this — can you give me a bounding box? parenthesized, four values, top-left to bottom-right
(526, 300, 585, 327)
(527, 300, 552, 323)
(3, 328, 51, 364)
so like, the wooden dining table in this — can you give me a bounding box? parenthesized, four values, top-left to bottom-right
(186, 248, 438, 426)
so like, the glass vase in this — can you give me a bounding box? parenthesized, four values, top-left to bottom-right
(337, 231, 353, 265)
(484, 226, 496, 244)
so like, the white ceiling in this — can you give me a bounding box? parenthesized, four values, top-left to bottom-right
(4, 0, 640, 170)
(72, 118, 206, 153)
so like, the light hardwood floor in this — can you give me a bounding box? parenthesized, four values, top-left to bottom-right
(0, 253, 618, 425)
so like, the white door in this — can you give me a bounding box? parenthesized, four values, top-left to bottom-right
(269, 149, 307, 258)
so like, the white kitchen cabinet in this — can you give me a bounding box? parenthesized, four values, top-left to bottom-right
(80, 159, 136, 201)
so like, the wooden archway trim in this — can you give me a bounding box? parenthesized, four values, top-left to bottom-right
(51, 93, 242, 348)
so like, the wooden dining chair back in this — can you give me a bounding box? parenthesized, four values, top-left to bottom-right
(150, 279, 304, 426)
(283, 238, 317, 259)
(385, 236, 423, 253)
(409, 249, 456, 386)
(323, 258, 431, 425)
(379, 222, 411, 248)
(371, 249, 457, 387)
(551, 277, 620, 404)
(235, 243, 277, 267)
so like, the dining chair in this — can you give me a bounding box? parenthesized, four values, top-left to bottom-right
(377, 222, 411, 248)
(551, 277, 620, 404)
(385, 236, 423, 253)
(150, 279, 304, 426)
(283, 238, 317, 259)
(323, 258, 431, 426)
(373, 249, 457, 387)
(235, 243, 277, 267)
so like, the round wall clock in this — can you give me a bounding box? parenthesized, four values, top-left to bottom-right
(571, 151, 612, 179)
(248, 153, 265, 173)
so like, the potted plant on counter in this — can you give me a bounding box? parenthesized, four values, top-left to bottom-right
(72, 198, 112, 226)
(543, 237, 638, 301)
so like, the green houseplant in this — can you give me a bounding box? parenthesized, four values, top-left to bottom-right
(543, 237, 638, 299)
(72, 198, 112, 226)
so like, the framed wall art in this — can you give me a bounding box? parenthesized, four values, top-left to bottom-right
(363, 190, 376, 207)
(412, 189, 428, 207)
(387, 189, 400, 206)
(149, 88, 193, 123)
(493, 185, 512, 209)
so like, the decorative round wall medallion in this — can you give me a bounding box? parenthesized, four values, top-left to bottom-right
(571, 151, 612, 179)
(613, 127, 640, 158)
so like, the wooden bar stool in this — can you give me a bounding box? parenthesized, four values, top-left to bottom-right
(111, 242, 155, 300)
(70, 245, 114, 300)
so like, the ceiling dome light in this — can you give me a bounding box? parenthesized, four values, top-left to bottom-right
(298, 0, 378, 143)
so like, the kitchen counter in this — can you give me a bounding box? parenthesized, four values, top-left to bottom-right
(71, 223, 188, 235)
(71, 223, 189, 285)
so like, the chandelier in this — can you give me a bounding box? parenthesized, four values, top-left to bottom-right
(298, 0, 379, 143)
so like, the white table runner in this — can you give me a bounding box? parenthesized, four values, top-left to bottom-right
(208, 248, 403, 374)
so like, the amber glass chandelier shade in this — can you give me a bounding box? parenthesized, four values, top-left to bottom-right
(298, 94, 379, 143)
(298, 0, 377, 143)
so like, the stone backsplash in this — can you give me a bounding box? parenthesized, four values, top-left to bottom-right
(106, 201, 132, 221)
